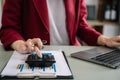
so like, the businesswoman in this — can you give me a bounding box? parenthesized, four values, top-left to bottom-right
(0, 0, 120, 55)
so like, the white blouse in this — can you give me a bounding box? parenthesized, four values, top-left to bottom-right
(47, 0, 70, 45)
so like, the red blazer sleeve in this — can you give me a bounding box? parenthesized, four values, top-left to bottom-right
(77, 0, 101, 46)
(0, 0, 24, 50)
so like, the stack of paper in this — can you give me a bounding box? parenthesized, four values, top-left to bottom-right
(1, 50, 73, 79)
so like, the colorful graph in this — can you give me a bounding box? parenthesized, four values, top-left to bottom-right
(16, 63, 56, 73)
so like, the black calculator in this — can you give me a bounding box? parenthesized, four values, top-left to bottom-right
(25, 53, 56, 67)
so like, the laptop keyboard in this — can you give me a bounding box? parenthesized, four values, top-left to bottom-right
(91, 49, 120, 65)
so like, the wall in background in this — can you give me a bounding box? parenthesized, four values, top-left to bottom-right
(103, 24, 120, 37)
(85, 0, 99, 20)
(86, 0, 120, 37)
(85, 0, 98, 9)
(86, 0, 98, 5)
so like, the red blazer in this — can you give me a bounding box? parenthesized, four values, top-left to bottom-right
(0, 0, 101, 50)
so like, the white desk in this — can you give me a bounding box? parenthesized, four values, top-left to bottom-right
(0, 45, 120, 80)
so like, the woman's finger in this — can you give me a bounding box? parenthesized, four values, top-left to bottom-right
(26, 39, 34, 52)
(32, 38, 44, 49)
(18, 44, 28, 53)
(34, 46, 41, 57)
(11, 40, 29, 54)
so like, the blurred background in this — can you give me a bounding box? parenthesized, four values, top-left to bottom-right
(86, 0, 120, 37)
(0, 0, 120, 38)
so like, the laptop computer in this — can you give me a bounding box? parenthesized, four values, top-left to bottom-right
(71, 46, 120, 69)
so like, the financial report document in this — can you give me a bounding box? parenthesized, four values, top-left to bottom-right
(1, 50, 72, 78)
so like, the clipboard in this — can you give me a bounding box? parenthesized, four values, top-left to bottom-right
(0, 50, 73, 79)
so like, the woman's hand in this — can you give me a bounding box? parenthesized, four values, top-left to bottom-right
(11, 38, 44, 55)
(97, 35, 120, 47)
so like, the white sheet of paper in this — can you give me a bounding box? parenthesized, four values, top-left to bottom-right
(1, 50, 72, 77)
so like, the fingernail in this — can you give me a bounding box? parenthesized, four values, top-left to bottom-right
(40, 54, 42, 58)
(42, 40, 47, 45)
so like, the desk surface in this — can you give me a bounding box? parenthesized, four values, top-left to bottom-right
(0, 45, 120, 80)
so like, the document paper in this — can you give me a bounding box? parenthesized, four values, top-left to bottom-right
(1, 50, 72, 78)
